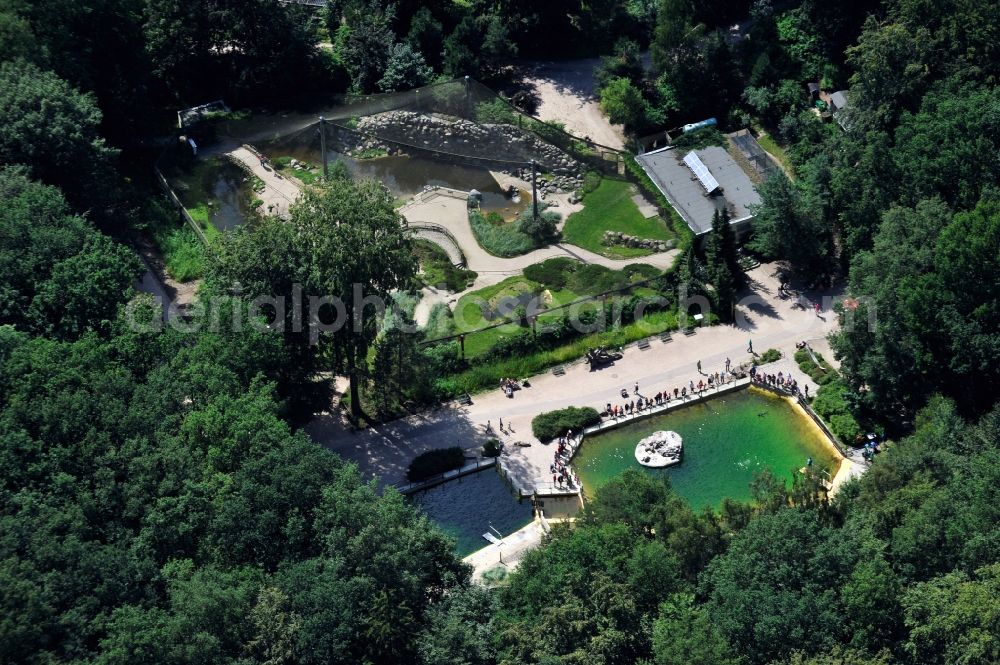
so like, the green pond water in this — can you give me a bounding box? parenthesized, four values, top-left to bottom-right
(410, 468, 534, 557)
(574, 389, 841, 509)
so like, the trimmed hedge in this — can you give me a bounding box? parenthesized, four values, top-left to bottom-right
(407, 447, 466, 482)
(531, 406, 601, 442)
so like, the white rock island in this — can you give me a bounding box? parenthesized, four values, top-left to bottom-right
(635, 431, 683, 468)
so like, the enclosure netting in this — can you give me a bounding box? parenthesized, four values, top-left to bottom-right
(215, 78, 624, 174)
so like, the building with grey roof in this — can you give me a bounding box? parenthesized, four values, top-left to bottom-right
(635, 144, 762, 237)
(829, 90, 851, 130)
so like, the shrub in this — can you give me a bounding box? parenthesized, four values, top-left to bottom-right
(483, 439, 501, 457)
(469, 210, 536, 257)
(531, 406, 601, 442)
(812, 380, 862, 444)
(581, 171, 602, 194)
(759, 348, 782, 363)
(476, 99, 517, 124)
(829, 413, 863, 443)
(407, 447, 466, 482)
(517, 209, 561, 245)
(523, 257, 576, 290)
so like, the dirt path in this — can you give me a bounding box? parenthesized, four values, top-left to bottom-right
(523, 58, 627, 150)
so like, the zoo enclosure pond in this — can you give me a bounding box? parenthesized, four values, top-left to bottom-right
(409, 467, 534, 557)
(573, 388, 842, 509)
(261, 134, 531, 219)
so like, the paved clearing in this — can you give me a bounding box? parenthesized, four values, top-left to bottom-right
(307, 263, 863, 492)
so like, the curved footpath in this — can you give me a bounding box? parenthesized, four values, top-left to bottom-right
(307, 263, 868, 495)
(399, 188, 679, 293)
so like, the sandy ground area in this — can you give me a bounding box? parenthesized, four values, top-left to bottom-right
(523, 58, 627, 150)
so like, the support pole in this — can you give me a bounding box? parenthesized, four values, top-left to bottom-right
(531, 159, 539, 221)
(464, 75, 471, 120)
(319, 116, 328, 179)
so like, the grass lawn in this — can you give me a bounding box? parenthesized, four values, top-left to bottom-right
(435, 258, 668, 357)
(563, 178, 673, 258)
(152, 224, 207, 282)
(412, 240, 477, 292)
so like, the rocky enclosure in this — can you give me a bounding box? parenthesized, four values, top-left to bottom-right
(350, 111, 585, 193)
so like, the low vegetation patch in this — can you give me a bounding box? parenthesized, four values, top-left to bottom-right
(412, 239, 477, 292)
(563, 178, 672, 258)
(668, 126, 728, 151)
(407, 447, 466, 482)
(758, 348, 782, 363)
(523, 257, 660, 296)
(155, 225, 206, 282)
(532, 406, 601, 441)
(469, 207, 560, 257)
(145, 199, 209, 282)
(794, 349, 863, 443)
(272, 155, 323, 186)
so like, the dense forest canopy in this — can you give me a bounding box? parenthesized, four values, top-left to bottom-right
(1, 0, 999, 663)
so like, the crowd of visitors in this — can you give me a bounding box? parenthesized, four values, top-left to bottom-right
(550, 431, 580, 489)
(603, 368, 743, 419)
(749, 364, 803, 396)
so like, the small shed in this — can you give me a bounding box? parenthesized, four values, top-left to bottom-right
(829, 90, 850, 113)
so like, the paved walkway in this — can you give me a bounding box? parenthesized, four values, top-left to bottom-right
(463, 517, 548, 584)
(307, 263, 852, 491)
(400, 188, 679, 293)
(227, 146, 302, 219)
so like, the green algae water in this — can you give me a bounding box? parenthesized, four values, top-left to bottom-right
(574, 389, 841, 509)
(410, 469, 534, 557)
